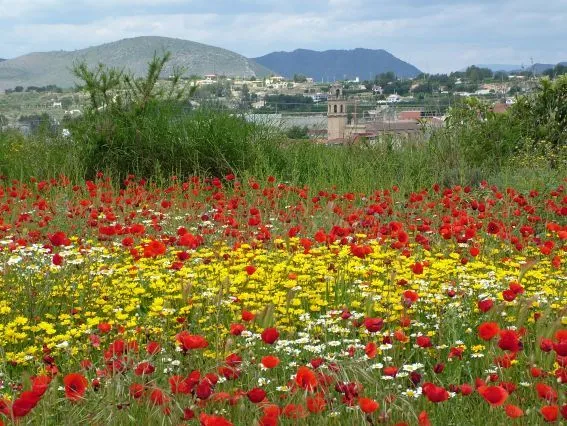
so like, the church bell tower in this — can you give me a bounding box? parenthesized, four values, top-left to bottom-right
(327, 84, 348, 141)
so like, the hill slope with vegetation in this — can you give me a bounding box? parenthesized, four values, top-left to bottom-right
(0, 36, 272, 90)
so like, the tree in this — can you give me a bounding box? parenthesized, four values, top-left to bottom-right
(543, 64, 567, 79)
(60, 97, 73, 110)
(293, 74, 307, 83)
(493, 71, 509, 82)
(286, 125, 309, 139)
(14, 86, 23, 93)
(241, 84, 250, 102)
(374, 72, 396, 87)
(465, 66, 493, 82)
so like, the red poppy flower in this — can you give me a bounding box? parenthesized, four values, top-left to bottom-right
(258, 415, 278, 426)
(365, 342, 377, 359)
(535, 383, 558, 402)
(282, 404, 308, 419)
(176, 331, 209, 351)
(241, 310, 255, 321)
(505, 404, 524, 418)
(540, 338, 554, 352)
(553, 340, 567, 357)
(383, 366, 398, 377)
(247, 388, 266, 403)
(478, 322, 500, 340)
(477, 385, 508, 406)
(196, 380, 213, 400)
(97, 322, 112, 334)
(364, 317, 384, 333)
(63, 373, 88, 401)
(230, 323, 245, 336)
(199, 412, 234, 426)
(460, 384, 474, 395)
(295, 366, 318, 391)
(411, 262, 424, 274)
(478, 299, 494, 312)
(149, 388, 168, 406)
(359, 397, 379, 413)
(52, 253, 63, 266)
(498, 330, 521, 352)
(416, 335, 432, 348)
(31, 375, 52, 397)
(487, 221, 500, 234)
(49, 231, 70, 247)
(402, 290, 419, 306)
(169, 376, 190, 394)
(560, 404, 567, 420)
(422, 382, 449, 403)
(261, 328, 279, 344)
(541, 405, 559, 422)
(509, 281, 524, 294)
(134, 362, 155, 376)
(418, 411, 432, 426)
(129, 383, 145, 399)
(261, 355, 280, 369)
(182, 408, 195, 420)
(502, 289, 517, 301)
(306, 394, 326, 413)
(146, 341, 161, 355)
(11, 392, 41, 418)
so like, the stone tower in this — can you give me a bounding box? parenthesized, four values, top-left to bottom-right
(327, 84, 348, 141)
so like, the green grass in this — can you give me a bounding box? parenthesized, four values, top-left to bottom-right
(1, 98, 565, 194)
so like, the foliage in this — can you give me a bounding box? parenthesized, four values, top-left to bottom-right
(510, 76, 567, 152)
(437, 77, 567, 172)
(542, 64, 567, 78)
(285, 125, 309, 139)
(69, 53, 282, 180)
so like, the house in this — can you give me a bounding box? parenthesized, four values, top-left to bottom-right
(398, 111, 422, 121)
(372, 85, 384, 95)
(198, 74, 217, 85)
(265, 76, 286, 85)
(251, 100, 267, 109)
(387, 94, 401, 103)
(309, 93, 328, 103)
(493, 103, 509, 114)
(505, 97, 516, 105)
(52, 102, 62, 108)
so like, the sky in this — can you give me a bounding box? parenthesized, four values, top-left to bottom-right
(1, 0, 566, 73)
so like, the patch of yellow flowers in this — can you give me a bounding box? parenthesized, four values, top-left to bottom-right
(0, 237, 564, 365)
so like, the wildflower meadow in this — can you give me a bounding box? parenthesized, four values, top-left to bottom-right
(0, 173, 565, 425)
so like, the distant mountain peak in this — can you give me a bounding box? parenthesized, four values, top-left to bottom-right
(0, 36, 272, 90)
(253, 48, 420, 81)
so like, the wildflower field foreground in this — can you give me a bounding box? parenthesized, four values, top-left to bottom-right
(0, 175, 566, 426)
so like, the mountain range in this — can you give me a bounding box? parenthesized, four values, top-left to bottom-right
(0, 36, 271, 90)
(474, 62, 567, 74)
(253, 48, 421, 81)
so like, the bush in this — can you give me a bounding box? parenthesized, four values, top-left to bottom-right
(69, 53, 284, 181)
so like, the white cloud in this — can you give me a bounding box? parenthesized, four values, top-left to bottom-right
(1, 0, 566, 73)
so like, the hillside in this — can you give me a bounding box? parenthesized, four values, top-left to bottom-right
(253, 48, 421, 81)
(474, 62, 567, 74)
(0, 36, 272, 90)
